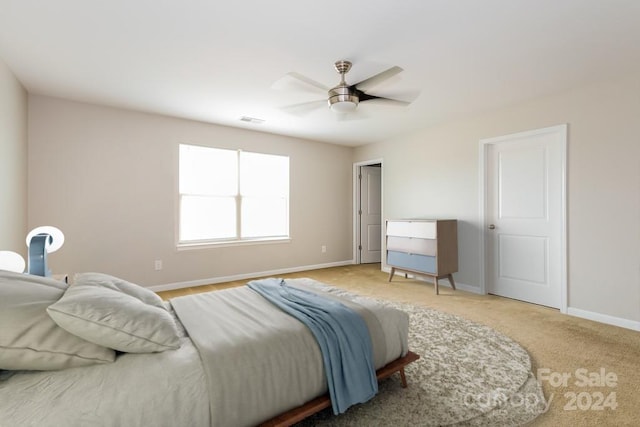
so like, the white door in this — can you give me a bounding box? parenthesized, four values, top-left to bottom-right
(484, 125, 566, 309)
(360, 165, 382, 263)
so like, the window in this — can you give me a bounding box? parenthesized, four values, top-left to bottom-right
(178, 144, 289, 245)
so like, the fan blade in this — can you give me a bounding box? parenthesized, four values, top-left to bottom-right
(272, 72, 330, 94)
(353, 66, 403, 91)
(359, 92, 412, 107)
(280, 99, 326, 116)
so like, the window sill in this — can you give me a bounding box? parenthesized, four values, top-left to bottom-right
(176, 237, 291, 251)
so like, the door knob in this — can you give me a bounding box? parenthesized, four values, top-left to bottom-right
(488, 224, 496, 230)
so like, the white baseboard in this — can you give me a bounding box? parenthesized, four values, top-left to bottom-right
(381, 266, 481, 294)
(149, 260, 354, 292)
(567, 307, 640, 331)
(383, 269, 639, 330)
(451, 282, 482, 294)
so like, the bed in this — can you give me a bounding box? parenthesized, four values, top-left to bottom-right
(0, 271, 415, 426)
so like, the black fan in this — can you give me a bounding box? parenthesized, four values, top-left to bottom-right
(276, 60, 417, 116)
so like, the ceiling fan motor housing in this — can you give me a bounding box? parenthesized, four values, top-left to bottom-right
(328, 60, 359, 111)
(328, 86, 359, 110)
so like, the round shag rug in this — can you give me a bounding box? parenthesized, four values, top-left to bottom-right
(300, 301, 546, 426)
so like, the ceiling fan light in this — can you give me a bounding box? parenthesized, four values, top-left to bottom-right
(328, 92, 359, 112)
(330, 100, 358, 113)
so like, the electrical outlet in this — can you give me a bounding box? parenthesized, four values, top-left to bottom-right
(154, 260, 163, 271)
(321, 245, 327, 253)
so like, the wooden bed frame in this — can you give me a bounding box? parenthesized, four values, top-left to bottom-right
(260, 350, 420, 426)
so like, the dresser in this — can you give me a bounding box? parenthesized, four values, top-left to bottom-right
(385, 219, 458, 294)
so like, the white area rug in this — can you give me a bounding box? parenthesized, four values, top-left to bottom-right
(300, 301, 546, 426)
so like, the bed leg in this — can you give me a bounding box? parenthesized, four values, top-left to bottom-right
(399, 367, 408, 388)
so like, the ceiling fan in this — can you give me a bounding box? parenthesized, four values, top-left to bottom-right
(276, 60, 417, 116)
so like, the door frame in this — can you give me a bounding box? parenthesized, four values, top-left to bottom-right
(353, 158, 384, 264)
(478, 124, 568, 313)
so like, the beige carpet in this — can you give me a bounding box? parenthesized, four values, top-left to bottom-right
(158, 264, 640, 426)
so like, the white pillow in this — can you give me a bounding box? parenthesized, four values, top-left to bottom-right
(0, 270, 115, 370)
(47, 273, 181, 353)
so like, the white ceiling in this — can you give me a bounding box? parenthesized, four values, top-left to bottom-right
(1, 0, 639, 146)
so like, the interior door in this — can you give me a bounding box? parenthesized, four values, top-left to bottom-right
(485, 126, 566, 308)
(360, 165, 382, 263)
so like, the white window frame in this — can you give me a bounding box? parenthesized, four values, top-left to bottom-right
(177, 144, 290, 249)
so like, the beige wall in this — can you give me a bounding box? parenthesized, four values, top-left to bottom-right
(355, 74, 640, 325)
(21, 73, 640, 326)
(28, 96, 354, 286)
(0, 58, 28, 257)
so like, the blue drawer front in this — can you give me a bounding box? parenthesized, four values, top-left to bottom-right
(387, 250, 436, 274)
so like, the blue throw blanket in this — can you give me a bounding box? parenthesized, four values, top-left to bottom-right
(247, 278, 377, 414)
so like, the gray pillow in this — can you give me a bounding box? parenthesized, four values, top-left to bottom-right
(47, 273, 181, 353)
(0, 270, 115, 370)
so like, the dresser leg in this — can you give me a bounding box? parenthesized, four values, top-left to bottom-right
(434, 276, 439, 295)
(388, 267, 396, 282)
(448, 274, 456, 291)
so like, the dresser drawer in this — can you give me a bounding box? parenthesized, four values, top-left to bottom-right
(386, 236, 437, 256)
(386, 221, 437, 239)
(387, 250, 437, 274)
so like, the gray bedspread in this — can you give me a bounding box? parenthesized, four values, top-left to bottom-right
(0, 335, 210, 426)
(247, 278, 378, 414)
(170, 278, 409, 427)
